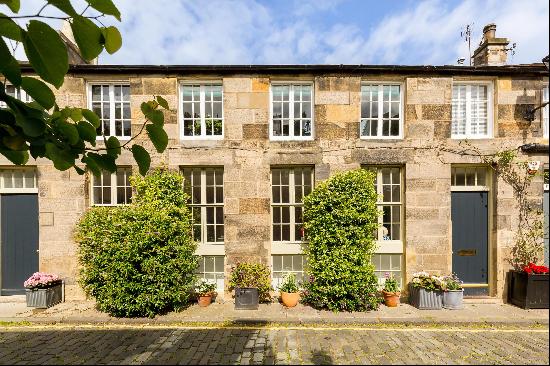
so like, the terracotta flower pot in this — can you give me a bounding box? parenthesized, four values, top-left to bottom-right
(382, 291, 401, 307)
(281, 291, 300, 307)
(198, 294, 213, 307)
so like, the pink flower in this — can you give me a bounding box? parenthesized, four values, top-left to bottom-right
(24, 272, 60, 289)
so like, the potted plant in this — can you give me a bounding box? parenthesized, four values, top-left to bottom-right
(441, 273, 464, 310)
(508, 262, 549, 309)
(195, 280, 217, 307)
(229, 262, 272, 310)
(408, 272, 443, 310)
(24, 272, 63, 309)
(381, 273, 400, 307)
(278, 273, 300, 307)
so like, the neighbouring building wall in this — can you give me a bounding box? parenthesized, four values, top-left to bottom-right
(1, 70, 547, 301)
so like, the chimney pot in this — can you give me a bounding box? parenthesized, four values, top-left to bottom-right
(483, 23, 497, 41)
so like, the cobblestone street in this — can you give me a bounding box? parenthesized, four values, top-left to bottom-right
(0, 325, 548, 365)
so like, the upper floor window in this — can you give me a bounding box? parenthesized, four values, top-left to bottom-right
(1, 84, 32, 107)
(180, 83, 223, 139)
(182, 167, 224, 244)
(271, 167, 313, 242)
(270, 83, 313, 140)
(452, 83, 493, 139)
(89, 84, 131, 139)
(91, 167, 132, 206)
(543, 84, 548, 139)
(361, 84, 403, 138)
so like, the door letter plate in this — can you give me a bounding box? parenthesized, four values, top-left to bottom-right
(457, 249, 477, 256)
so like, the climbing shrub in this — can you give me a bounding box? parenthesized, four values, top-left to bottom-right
(302, 169, 380, 312)
(75, 168, 198, 318)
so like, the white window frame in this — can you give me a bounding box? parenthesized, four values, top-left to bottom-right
(451, 166, 490, 191)
(360, 82, 404, 140)
(179, 81, 224, 140)
(90, 167, 133, 206)
(543, 83, 548, 139)
(0, 167, 38, 194)
(372, 253, 403, 288)
(87, 82, 131, 141)
(1, 84, 32, 107)
(182, 167, 224, 245)
(271, 254, 306, 291)
(196, 255, 225, 292)
(451, 81, 494, 139)
(269, 82, 314, 141)
(271, 167, 313, 245)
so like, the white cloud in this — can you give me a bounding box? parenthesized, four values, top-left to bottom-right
(3, 0, 548, 65)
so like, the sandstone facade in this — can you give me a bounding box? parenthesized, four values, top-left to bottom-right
(1, 64, 548, 301)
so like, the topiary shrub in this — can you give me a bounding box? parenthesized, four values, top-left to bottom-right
(302, 169, 380, 312)
(228, 262, 272, 302)
(75, 168, 198, 318)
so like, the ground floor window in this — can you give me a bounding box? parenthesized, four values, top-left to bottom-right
(272, 255, 306, 290)
(0, 168, 37, 192)
(371, 254, 402, 288)
(196, 255, 224, 292)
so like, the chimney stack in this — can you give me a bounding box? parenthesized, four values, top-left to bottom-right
(472, 23, 509, 66)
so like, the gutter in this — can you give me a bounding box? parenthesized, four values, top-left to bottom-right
(519, 143, 549, 153)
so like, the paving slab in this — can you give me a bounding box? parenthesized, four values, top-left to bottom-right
(0, 299, 547, 326)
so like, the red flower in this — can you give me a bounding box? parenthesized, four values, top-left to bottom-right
(523, 263, 549, 275)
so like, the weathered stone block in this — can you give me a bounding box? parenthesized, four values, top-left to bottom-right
(315, 91, 350, 105)
(239, 198, 270, 214)
(236, 92, 268, 109)
(422, 104, 451, 120)
(252, 78, 269, 92)
(243, 124, 268, 139)
(39, 212, 54, 226)
(142, 78, 176, 95)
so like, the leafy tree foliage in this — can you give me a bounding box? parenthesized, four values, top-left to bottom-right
(75, 168, 198, 317)
(0, 0, 167, 175)
(302, 169, 381, 312)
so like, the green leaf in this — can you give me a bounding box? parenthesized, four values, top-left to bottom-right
(106, 136, 121, 157)
(45, 142, 75, 170)
(20, 77, 55, 109)
(148, 109, 164, 126)
(82, 109, 100, 128)
(146, 124, 168, 153)
(140, 101, 153, 115)
(86, 0, 121, 21)
(57, 120, 80, 145)
(77, 121, 97, 145)
(0, 12, 23, 41)
(131, 145, 150, 176)
(74, 165, 85, 175)
(0, 0, 20, 12)
(0, 149, 28, 165)
(82, 154, 100, 176)
(29, 143, 45, 159)
(70, 108, 82, 122)
(15, 114, 46, 137)
(46, 0, 78, 16)
(22, 20, 68, 88)
(87, 152, 116, 173)
(156, 95, 169, 110)
(102, 26, 121, 54)
(70, 15, 104, 61)
(2, 135, 26, 150)
(0, 37, 21, 86)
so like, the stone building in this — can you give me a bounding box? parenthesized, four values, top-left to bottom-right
(1, 24, 548, 301)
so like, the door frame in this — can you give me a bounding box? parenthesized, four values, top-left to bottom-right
(450, 165, 493, 296)
(0, 166, 39, 296)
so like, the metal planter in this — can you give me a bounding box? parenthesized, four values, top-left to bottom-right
(235, 287, 259, 310)
(443, 289, 464, 310)
(25, 283, 63, 309)
(408, 284, 443, 310)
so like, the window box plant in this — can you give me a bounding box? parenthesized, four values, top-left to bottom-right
(195, 280, 217, 307)
(408, 272, 443, 310)
(508, 263, 549, 309)
(381, 273, 400, 307)
(24, 272, 63, 309)
(229, 262, 272, 310)
(441, 273, 464, 310)
(278, 273, 300, 308)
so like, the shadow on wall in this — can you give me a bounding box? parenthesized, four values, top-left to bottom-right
(0, 327, 335, 364)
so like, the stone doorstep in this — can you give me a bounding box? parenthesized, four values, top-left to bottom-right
(0, 295, 25, 303)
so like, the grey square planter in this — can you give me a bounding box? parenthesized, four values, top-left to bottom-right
(235, 288, 259, 310)
(25, 283, 63, 308)
(408, 284, 443, 310)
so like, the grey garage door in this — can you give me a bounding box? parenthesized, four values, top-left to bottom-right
(1, 194, 39, 295)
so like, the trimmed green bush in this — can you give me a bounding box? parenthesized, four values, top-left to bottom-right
(228, 262, 272, 302)
(302, 169, 380, 312)
(75, 168, 198, 317)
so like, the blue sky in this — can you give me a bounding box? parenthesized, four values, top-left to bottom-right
(6, 0, 550, 65)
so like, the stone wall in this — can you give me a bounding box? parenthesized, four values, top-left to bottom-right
(1, 71, 548, 301)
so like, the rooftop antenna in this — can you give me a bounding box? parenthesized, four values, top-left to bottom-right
(506, 42, 517, 63)
(460, 23, 474, 66)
